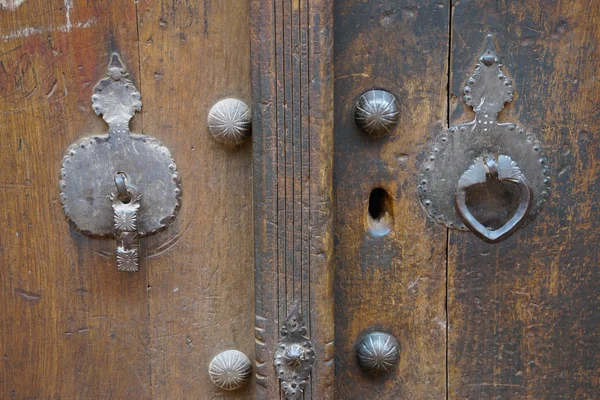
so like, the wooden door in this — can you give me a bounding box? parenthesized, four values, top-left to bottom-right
(332, 0, 600, 399)
(2, 0, 599, 399)
(0, 1, 254, 398)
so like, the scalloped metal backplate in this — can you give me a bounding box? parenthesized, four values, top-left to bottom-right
(418, 121, 550, 230)
(60, 130, 180, 237)
(418, 35, 550, 230)
(60, 54, 181, 238)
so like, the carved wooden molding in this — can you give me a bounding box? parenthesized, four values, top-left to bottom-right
(250, 0, 335, 398)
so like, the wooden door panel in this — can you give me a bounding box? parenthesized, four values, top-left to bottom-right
(333, 1, 449, 398)
(0, 1, 253, 398)
(250, 0, 335, 398)
(137, 1, 254, 398)
(0, 1, 148, 398)
(448, 1, 600, 399)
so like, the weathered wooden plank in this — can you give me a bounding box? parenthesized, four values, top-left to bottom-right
(0, 0, 148, 398)
(332, 1, 449, 398)
(136, 0, 255, 398)
(251, 0, 335, 398)
(448, 1, 600, 398)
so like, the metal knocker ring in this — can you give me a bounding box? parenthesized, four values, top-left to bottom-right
(114, 172, 132, 202)
(417, 35, 551, 243)
(454, 155, 534, 243)
(60, 53, 181, 271)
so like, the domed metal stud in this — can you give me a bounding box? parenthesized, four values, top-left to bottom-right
(356, 331, 400, 376)
(207, 98, 252, 145)
(283, 344, 305, 367)
(208, 349, 252, 391)
(353, 89, 400, 137)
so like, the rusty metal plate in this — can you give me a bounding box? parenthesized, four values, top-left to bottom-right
(60, 54, 181, 238)
(418, 35, 550, 231)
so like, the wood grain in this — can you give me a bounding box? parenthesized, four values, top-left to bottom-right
(3, 1, 599, 398)
(332, 0, 449, 398)
(134, 0, 255, 398)
(136, 0, 255, 398)
(251, 0, 335, 398)
(448, 1, 600, 398)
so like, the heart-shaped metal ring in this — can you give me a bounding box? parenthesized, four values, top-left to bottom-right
(454, 155, 533, 243)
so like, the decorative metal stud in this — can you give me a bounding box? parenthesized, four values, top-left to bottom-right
(354, 89, 400, 137)
(207, 98, 252, 145)
(418, 35, 550, 242)
(208, 350, 252, 391)
(60, 53, 181, 271)
(275, 305, 315, 400)
(356, 331, 400, 376)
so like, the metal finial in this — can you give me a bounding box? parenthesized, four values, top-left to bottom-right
(91, 53, 142, 128)
(463, 35, 514, 118)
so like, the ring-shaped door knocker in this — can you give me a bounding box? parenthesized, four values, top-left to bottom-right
(418, 35, 550, 243)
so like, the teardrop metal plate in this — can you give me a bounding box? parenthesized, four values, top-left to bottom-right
(60, 54, 181, 238)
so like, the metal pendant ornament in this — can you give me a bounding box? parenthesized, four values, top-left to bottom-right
(111, 172, 142, 271)
(418, 35, 550, 243)
(60, 54, 181, 271)
(274, 306, 315, 400)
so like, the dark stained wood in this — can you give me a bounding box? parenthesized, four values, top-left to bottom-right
(0, 0, 148, 398)
(251, 0, 335, 398)
(0, 0, 254, 398)
(137, 0, 254, 398)
(448, 1, 600, 398)
(332, 1, 449, 398)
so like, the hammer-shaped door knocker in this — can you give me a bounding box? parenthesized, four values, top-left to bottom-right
(60, 54, 181, 271)
(418, 35, 550, 243)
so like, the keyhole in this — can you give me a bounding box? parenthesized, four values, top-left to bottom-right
(367, 187, 394, 236)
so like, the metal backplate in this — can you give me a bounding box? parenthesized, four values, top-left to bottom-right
(274, 306, 315, 400)
(418, 35, 550, 230)
(60, 54, 181, 237)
